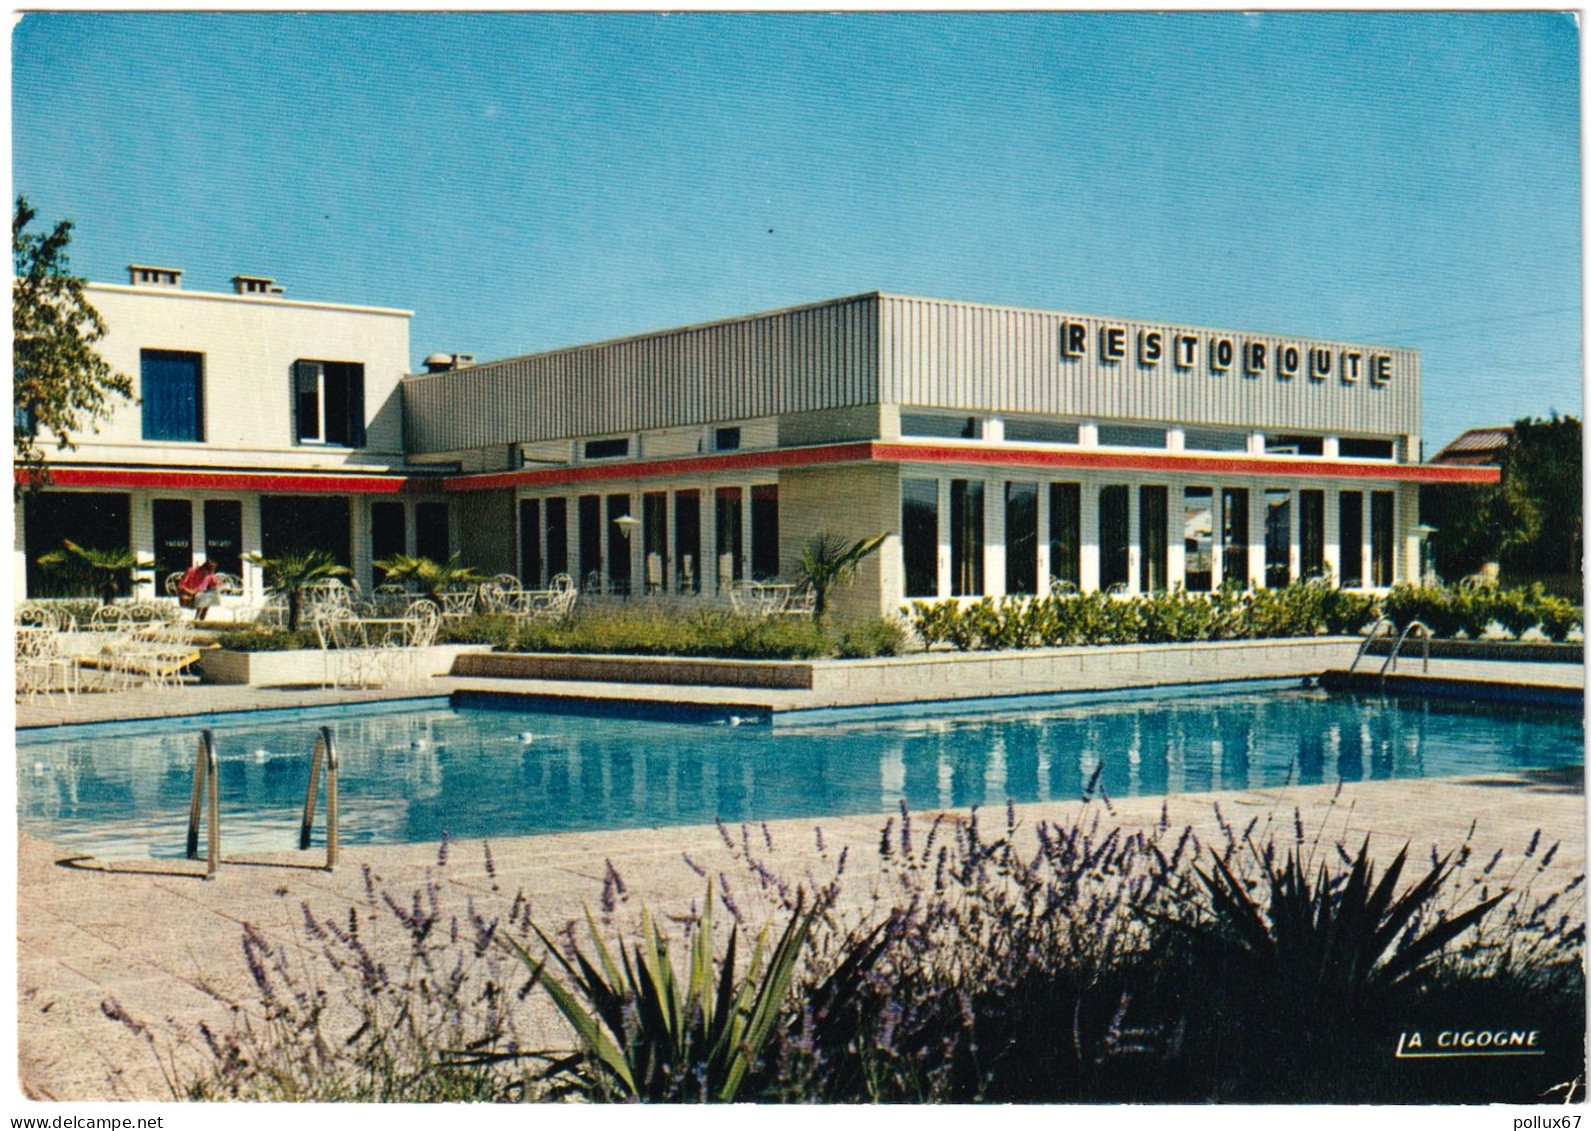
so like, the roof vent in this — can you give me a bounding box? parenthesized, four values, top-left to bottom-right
(423, 352, 476, 374)
(128, 264, 182, 289)
(232, 274, 284, 296)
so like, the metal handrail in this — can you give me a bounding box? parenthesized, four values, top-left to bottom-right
(186, 729, 220, 879)
(1380, 619, 1432, 682)
(1347, 617, 1397, 676)
(299, 725, 339, 870)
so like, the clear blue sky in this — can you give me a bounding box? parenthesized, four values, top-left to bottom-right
(12, 11, 1582, 450)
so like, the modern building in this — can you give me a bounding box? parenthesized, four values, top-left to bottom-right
(15, 281, 1499, 618)
(13, 266, 452, 601)
(1429, 425, 1513, 467)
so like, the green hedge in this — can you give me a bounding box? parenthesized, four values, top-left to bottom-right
(908, 582, 1379, 651)
(1381, 582, 1581, 641)
(508, 607, 904, 660)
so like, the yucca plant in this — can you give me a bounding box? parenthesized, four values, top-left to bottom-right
(1163, 838, 1505, 1018)
(507, 886, 816, 1101)
(36, 540, 153, 604)
(244, 549, 350, 630)
(371, 553, 482, 608)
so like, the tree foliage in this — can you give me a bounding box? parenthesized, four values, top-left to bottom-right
(1424, 414, 1582, 586)
(36, 540, 153, 605)
(13, 195, 133, 490)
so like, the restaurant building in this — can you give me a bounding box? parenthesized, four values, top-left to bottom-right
(16, 281, 1498, 618)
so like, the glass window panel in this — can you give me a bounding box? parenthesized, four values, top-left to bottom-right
(1139, 485, 1168, 593)
(1222, 488, 1250, 588)
(1300, 490, 1326, 580)
(203, 500, 243, 578)
(674, 490, 701, 593)
(1339, 492, 1364, 588)
(902, 412, 981, 439)
(1097, 424, 1165, 449)
(1004, 481, 1038, 595)
(544, 497, 568, 578)
(1099, 485, 1130, 591)
(1183, 487, 1214, 592)
(577, 495, 602, 585)
(715, 487, 743, 590)
(1004, 418, 1079, 445)
(415, 502, 450, 564)
(372, 501, 407, 585)
(607, 494, 633, 595)
(750, 485, 779, 580)
(152, 499, 193, 581)
(642, 492, 667, 593)
(1265, 489, 1292, 588)
(950, 479, 985, 596)
(902, 478, 939, 599)
(1372, 491, 1395, 586)
(1183, 428, 1249, 453)
(1048, 482, 1081, 589)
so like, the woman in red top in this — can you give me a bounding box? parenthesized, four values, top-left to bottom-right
(178, 560, 221, 621)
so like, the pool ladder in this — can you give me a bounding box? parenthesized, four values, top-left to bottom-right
(1347, 617, 1431, 688)
(186, 725, 339, 879)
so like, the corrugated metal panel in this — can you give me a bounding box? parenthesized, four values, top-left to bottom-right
(877, 296, 1419, 438)
(403, 294, 884, 454)
(404, 292, 1420, 455)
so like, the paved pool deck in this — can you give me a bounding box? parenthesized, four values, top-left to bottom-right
(16, 771, 1585, 1101)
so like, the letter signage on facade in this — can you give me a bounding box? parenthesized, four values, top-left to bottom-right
(1278, 344, 1300, 380)
(1244, 341, 1267, 376)
(1212, 337, 1234, 373)
(1343, 351, 1362, 384)
(1061, 322, 1087, 359)
(1101, 326, 1126, 363)
(1309, 347, 1332, 381)
(1372, 354, 1392, 385)
(1138, 330, 1163, 367)
(1175, 334, 1198, 370)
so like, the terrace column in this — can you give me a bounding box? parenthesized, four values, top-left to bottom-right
(1247, 489, 1266, 588)
(936, 478, 952, 599)
(987, 477, 1007, 598)
(1079, 479, 1100, 593)
(1035, 483, 1051, 595)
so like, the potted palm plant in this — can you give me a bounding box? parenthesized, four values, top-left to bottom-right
(36, 541, 154, 605)
(244, 550, 350, 631)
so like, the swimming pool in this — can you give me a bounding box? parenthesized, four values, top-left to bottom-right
(16, 684, 1584, 859)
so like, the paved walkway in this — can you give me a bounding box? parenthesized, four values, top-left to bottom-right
(17, 773, 1584, 1100)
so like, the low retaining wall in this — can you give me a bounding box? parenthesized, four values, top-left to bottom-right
(453, 638, 1364, 697)
(199, 644, 490, 686)
(1362, 638, 1583, 664)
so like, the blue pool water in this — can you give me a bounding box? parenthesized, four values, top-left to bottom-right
(15, 685, 1584, 859)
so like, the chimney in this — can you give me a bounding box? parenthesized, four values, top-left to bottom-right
(232, 274, 284, 296)
(423, 352, 476, 374)
(128, 264, 183, 289)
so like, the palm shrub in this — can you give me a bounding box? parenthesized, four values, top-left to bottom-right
(506, 887, 818, 1101)
(372, 553, 482, 607)
(244, 550, 350, 631)
(794, 532, 887, 626)
(36, 540, 153, 605)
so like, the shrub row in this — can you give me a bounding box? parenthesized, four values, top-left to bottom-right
(908, 580, 1582, 651)
(164, 803, 1585, 1103)
(908, 582, 1379, 651)
(1382, 582, 1581, 641)
(214, 609, 906, 660)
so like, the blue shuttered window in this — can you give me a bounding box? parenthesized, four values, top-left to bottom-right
(141, 350, 204, 442)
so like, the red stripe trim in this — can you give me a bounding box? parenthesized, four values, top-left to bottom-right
(17, 467, 425, 493)
(444, 440, 1499, 491)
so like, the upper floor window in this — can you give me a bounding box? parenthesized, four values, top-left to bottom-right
(1097, 423, 1166, 449)
(1338, 437, 1396, 460)
(583, 436, 630, 460)
(714, 426, 742, 451)
(1264, 433, 1324, 456)
(294, 360, 365, 447)
(902, 411, 981, 440)
(141, 349, 204, 442)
